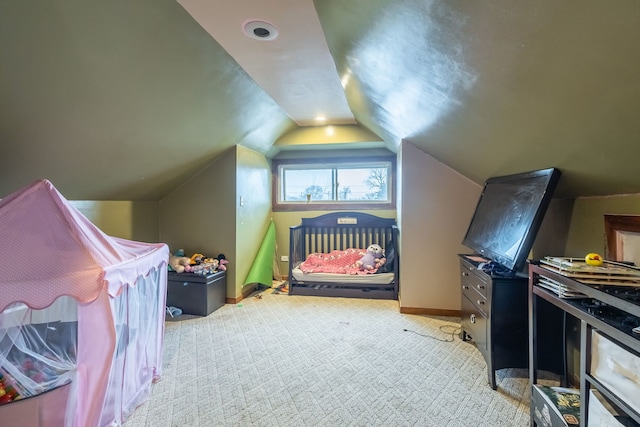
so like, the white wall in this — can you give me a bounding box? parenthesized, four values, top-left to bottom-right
(399, 141, 481, 311)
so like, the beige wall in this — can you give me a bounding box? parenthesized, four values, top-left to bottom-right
(398, 141, 481, 311)
(235, 145, 273, 293)
(159, 147, 237, 296)
(565, 193, 640, 258)
(71, 200, 159, 242)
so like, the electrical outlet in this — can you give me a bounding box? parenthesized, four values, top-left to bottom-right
(280, 255, 289, 262)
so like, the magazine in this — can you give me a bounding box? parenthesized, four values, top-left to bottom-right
(533, 385, 580, 426)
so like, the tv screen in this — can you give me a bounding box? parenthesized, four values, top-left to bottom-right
(462, 168, 561, 273)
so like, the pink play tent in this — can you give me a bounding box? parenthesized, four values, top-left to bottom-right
(0, 179, 168, 426)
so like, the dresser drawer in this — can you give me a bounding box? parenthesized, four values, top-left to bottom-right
(462, 281, 489, 315)
(461, 293, 488, 353)
(460, 263, 490, 299)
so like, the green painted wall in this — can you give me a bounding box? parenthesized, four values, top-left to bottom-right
(71, 200, 159, 242)
(159, 145, 273, 299)
(159, 148, 237, 297)
(530, 198, 575, 260)
(565, 194, 640, 258)
(235, 145, 273, 293)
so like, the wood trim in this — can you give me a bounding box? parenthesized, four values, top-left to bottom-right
(225, 283, 260, 304)
(400, 307, 461, 317)
(604, 214, 640, 260)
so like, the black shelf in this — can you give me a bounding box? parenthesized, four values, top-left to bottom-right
(529, 262, 640, 427)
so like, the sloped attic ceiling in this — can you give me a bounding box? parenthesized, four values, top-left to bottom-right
(316, 0, 640, 199)
(0, 0, 296, 200)
(1, 1, 640, 201)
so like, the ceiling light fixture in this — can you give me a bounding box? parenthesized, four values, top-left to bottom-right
(243, 20, 279, 41)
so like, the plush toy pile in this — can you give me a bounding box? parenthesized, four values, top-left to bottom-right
(0, 373, 21, 405)
(168, 249, 229, 276)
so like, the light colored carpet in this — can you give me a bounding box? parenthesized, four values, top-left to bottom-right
(124, 291, 533, 427)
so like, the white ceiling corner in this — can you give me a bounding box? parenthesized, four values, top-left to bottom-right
(177, 0, 356, 126)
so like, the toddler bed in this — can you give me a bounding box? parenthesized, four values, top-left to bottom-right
(288, 212, 399, 299)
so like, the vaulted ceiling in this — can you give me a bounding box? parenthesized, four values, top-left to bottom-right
(1, 1, 639, 200)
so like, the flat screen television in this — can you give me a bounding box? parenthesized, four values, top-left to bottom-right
(462, 167, 561, 273)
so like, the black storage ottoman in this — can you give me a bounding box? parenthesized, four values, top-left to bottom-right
(166, 271, 226, 316)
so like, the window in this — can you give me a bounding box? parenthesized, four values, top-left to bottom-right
(272, 156, 395, 211)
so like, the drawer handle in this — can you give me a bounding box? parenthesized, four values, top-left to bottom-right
(462, 272, 469, 277)
(462, 285, 470, 290)
(470, 314, 476, 324)
(477, 300, 485, 305)
(477, 284, 485, 290)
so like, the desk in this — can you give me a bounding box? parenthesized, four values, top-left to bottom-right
(529, 261, 640, 426)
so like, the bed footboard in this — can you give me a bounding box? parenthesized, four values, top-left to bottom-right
(288, 212, 399, 300)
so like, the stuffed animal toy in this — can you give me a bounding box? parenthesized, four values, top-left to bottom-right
(216, 253, 229, 271)
(169, 253, 192, 273)
(191, 259, 218, 276)
(356, 244, 386, 271)
(189, 253, 205, 265)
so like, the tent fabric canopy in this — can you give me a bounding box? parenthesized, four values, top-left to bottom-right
(0, 179, 168, 427)
(0, 179, 168, 311)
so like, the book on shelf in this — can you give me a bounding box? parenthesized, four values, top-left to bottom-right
(532, 385, 580, 427)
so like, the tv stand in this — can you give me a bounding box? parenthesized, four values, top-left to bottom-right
(459, 254, 529, 389)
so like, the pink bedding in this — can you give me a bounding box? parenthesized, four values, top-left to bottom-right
(299, 248, 380, 275)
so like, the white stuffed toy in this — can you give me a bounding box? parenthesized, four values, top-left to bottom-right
(356, 244, 386, 271)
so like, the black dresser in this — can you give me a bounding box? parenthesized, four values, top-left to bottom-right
(459, 254, 529, 389)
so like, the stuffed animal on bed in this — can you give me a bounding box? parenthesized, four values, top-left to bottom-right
(356, 244, 386, 271)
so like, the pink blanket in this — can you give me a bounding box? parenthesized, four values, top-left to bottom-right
(299, 248, 379, 275)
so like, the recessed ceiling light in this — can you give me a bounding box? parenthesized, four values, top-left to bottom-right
(243, 20, 278, 41)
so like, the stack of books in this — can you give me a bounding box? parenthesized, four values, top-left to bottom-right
(540, 257, 640, 286)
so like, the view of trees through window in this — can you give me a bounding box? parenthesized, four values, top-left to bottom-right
(282, 166, 389, 202)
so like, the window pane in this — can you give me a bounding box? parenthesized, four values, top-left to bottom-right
(282, 169, 333, 201)
(274, 158, 394, 210)
(337, 167, 388, 201)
